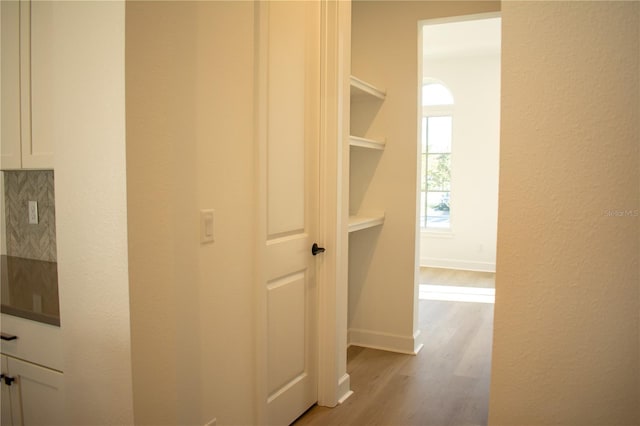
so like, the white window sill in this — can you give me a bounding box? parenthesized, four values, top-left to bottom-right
(421, 229, 455, 239)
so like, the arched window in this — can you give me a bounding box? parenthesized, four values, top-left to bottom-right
(421, 81, 453, 230)
(422, 82, 454, 106)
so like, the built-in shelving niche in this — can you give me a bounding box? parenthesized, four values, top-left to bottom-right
(349, 75, 386, 233)
(348, 214, 385, 233)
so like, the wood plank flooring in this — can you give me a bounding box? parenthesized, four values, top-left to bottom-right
(294, 268, 495, 426)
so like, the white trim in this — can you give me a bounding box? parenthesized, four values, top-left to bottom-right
(422, 229, 455, 239)
(349, 135, 385, 150)
(348, 214, 385, 233)
(350, 76, 386, 100)
(348, 328, 422, 355)
(420, 257, 496, 273)
(418, 11, 501, 27)
(253, 2, 269, 424)
(336, 374, 353, 404)
(413, 329, 424, 355)
(422, 105, 454, 117)
(317, 0, 348, 409)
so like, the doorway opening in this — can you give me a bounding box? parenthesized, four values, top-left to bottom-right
(417, 13, 501, 423)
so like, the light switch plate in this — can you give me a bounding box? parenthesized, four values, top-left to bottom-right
(28, 201, 39, 224)
(200, 209, 215, 244)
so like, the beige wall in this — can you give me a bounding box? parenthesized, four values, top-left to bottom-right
(126, 2, 256, 425)
(490, 2, 640, 424)
(349, 1, 500, 351)
(52, 1, 134, 424)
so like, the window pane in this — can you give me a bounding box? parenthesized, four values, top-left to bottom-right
(421, 153, 427, 191)
(427, 153, 451, 191)
(426, 191, 450, 229)
(422, 83, 454, 106)
(426, 116, 452, 153)
(421, 117, 427, 152)
(420, 191, 427, 228)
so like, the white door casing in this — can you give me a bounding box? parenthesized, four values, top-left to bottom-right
(255, 1, 321, 425)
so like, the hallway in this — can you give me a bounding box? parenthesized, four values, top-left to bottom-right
(295, 268, 495, 426)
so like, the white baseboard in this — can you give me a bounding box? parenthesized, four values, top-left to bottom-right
(413, 329, 424, 355)
(420, 257, 495, 273)
(348, 328, 421, 355)
(336, 374, 353, 404)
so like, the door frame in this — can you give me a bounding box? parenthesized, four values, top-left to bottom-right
(253, 1, 350, 423)
(316, 0, 351, 409)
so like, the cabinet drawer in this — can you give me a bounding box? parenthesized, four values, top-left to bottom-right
(1, 314, 62, 371)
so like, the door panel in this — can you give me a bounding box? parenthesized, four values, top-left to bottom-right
(267, 272, 306, 395)
(266, 2, 306, 237)
(262, 1, 320, 424)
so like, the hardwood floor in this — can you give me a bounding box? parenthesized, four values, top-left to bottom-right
(294, 268, 495, 426)
(420, 267, 495, 289)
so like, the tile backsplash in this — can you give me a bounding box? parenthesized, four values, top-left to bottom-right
(3, 170, 57, 262)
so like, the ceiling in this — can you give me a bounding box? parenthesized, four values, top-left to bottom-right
(422, 17, 501, 59)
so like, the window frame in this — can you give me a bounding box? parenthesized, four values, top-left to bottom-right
(421, 81, 454, 233)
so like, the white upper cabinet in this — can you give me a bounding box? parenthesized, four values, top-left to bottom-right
(1, 0, 54, 170)
(1, 0, 22, 169)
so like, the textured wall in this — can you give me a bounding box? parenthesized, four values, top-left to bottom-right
(126, 2, 256, 425)
(490, 2, 639, 424)
(3, 170, 56, 262)
(52, 2, 135, 424)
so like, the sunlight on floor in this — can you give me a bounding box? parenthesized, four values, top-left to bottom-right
(419, 284, 495, 304)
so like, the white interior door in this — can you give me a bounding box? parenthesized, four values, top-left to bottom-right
(259, 1, 321, 425)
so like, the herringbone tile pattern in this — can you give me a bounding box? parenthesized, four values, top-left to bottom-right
(3, 170, 57, 261)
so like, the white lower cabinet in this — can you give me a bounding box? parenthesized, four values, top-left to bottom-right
(1, 315, 64, 426)
(1, 355, 19, 426)
(1, 355, 64, 426)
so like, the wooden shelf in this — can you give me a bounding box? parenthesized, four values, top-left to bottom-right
(349, 135, 385, 151)
(350, 76, 386, 100)
(348, 214, 385, 233)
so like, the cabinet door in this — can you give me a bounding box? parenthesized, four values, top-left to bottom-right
(1, 355, 22, 426)
(0, 0, 22, 170)
(19, 0, 54, 169)
(6, 356, 64, 426)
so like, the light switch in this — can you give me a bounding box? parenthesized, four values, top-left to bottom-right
(28, 201, 39, 224)
(200, 209, 215, 244)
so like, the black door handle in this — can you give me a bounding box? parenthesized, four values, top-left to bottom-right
(312, 243, 326, 256)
